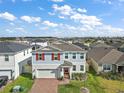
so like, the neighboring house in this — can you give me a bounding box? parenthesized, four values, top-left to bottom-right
(0, 42, 32, 79)
(73, 42, 89, 50)
(90, 42, 114, 49)
(88, 48, 124, 73)
(32, 41, 87, 79)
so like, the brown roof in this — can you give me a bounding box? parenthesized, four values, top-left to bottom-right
(116, 54, 124, 65)
(51, 42, 84, 51)
(88, 48, 112, 62)
(99, 49, 123, 64)
(35, 46, 62, 52)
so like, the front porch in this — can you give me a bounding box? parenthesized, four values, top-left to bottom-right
(60, 61, 73, 79)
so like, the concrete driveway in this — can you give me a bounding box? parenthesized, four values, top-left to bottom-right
(29, 79, 59, 93)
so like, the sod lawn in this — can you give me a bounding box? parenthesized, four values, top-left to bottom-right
(58, 71, 124, 93)
(0, 73, 33, 93)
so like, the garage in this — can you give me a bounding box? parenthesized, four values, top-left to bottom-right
(0, 70, 12, 79)
(37, 69, 58, 78)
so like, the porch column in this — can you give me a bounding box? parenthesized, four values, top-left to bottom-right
(61, 68, 64, 77)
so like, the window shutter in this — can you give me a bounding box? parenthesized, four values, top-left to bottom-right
(36, 53, 38, 61)
(58, 53, 60, 60)
(42, 53, 45, 60)
(52, 53, 54, 60)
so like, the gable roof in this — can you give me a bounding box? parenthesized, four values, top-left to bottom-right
(51, 42, 84, 51)
(73, 43, 88, 50)
(88, 48, 112, 62)
(99, 49, 123, 64)
(0, 42, 31, 53)
(90, 42, 113, 48)
(88, 48, 124, 65)
(35, 46, 62, 52)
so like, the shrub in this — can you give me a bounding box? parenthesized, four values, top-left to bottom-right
(72, 73, 86, 81)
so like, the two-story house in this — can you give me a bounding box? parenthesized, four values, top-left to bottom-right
(32, 41, 87, 79)
(0, 42, 32, 79)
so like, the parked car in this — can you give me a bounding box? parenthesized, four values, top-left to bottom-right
(0, 76, 8, 88)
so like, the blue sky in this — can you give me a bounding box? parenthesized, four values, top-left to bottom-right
(0, 0, 124, 37)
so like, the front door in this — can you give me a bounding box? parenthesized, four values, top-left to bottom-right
(64, 68, 70, 79)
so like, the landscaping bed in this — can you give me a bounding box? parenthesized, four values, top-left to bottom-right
(58, 68, 124, 93)
(0, 73, 33, 93)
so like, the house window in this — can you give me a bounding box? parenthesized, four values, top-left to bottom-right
(80, 65, 84, 71)
(65, 53, 68, 59)
(38, 53, 45, 60)
(38, 54, 42, 60)
(72, 53, 76, 59)
(27, 49, 29, 54)
(80, 53, 84, 59)
(103, 64, 111, 71)
(24, 51, 26, 56)
(5, 55, 9, 61)
(54, 54, 58, 60)
(73, 65, 76, 71)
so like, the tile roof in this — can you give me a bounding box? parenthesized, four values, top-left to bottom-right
(0, 42, 31, 53)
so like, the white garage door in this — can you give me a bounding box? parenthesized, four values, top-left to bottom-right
(37, 69, 57, 78)
(0, 70, 11, 79)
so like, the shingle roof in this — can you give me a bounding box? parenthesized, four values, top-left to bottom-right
(88, 48, 124, 65)
(90, 43, 113, 48)
(0, 42, 31, 53)
(35, 46, 62, 52)
(73, 43, 88, 50)
(51, 42, 83, 51)
(88, 48, 112, 62)
(99, 49, 123, 64)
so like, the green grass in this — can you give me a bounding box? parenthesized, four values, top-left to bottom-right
(0, 73, 33, 93)
(58, 68, 124, 93)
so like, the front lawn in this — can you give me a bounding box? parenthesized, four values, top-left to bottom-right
(0, 73, 33, 93)
(58, 69, 124, 93)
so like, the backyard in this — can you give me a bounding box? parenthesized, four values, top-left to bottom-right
(58, 68, 124, 93)
(0, 73, 33, 93)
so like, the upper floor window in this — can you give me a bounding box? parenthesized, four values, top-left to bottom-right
(65, 53, 68, 59)
(52, 53, 60, 60)
(24, 51, 25, 56)
(5, 55, 9, 61)
(73, 65, 76, 71)
(103, 64, 111, 71)
(80, 65, 84, 71)
(27, 49, 29, 54)
(37, 53, 45, 60)
(80, 53, 84, 59)
(54, 54, 58, 60)
(72, 53, 76, 59)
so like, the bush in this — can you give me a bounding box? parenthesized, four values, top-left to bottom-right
(100, 72, 124, 80)
(72, 73, 86, 81)
(58, 76, 63, 80)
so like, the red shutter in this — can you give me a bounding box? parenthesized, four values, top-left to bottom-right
(58, 53, 60, 60)
(36, 53, 38, 61)
(42, 53, 45, 60)
(52, 53, 54, 60)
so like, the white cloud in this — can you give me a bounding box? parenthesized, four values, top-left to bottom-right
(52, 4, 73, 15)
(48, 12, 55, 16)
(20, 16, 41, 23)
(77, 8, 87, 13)
(9, 22, 15, 26)
(43, 20, 58, 27)
(58, 16, 65, 19)
(50, 0, 64, 2)
(0, 12, 16, 21)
